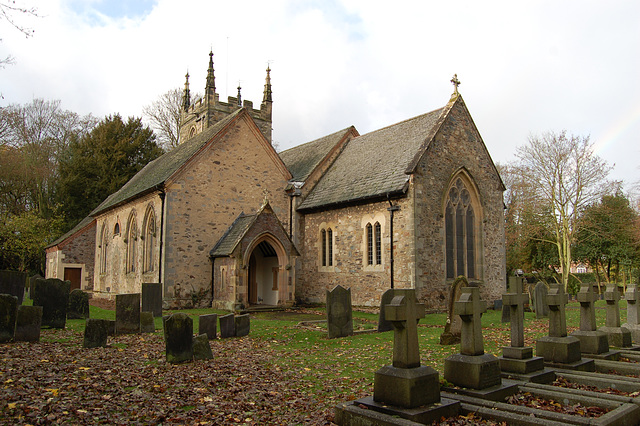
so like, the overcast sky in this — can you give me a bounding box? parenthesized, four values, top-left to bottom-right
(2, 0, 639, 192)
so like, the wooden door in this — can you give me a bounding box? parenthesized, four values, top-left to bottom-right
(248, 254, 257, 304)
(64, 267, 82, 290)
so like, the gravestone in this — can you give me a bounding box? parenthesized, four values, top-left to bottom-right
(0, 270, 27, 305)
(377, 288, 399, 332)
(199, 314, 218, 339)
(623, 284, 640, 343)
(499, 279, 552, 383)
(83, 318, 110, 348)
(326, 285, 353, 339)
(115, 293, 141, 334)
(140, 311, 155, 333)
(192, 334, 213, 360)
(534, 282, 549, 319)
(571, 283, 617, 359)
(599, 283, 633, 348)
(14, 305, 42, 342)
(164, 313, 193, 364)
(67, 289, 90, 319)
(32, 278, 70, 329)
(142, 283, 163, 317)
(0, 294, 18, 342)
(501, 276, 522, 323)
(444, 287, 513, 396)
(29, 274, 42, 298)
(439, 276, 466, 344)
(339, 289, 460, 424)
(235, 314, 250, 337)
(219, 313, 235, 338)
(107, 320, 116, 336)
(536, 284, 594, 371)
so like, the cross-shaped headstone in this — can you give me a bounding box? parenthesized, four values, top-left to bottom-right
(625, 284, 640, 326)
(451, 74, 461, 94)
(546, 284, 568, 338)
(577, 283, 598, 331)
(454, 287, 486, 356)
(502, 278, 528, 347)
(385, 289, 426, 369)
(604, 283, 622, 328)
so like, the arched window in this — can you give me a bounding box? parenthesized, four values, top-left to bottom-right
(319, 226, 335, 268)
(113, 222, 120, 236)
(365, 222, 383, 266)
(327, 228, 333, 267)
(143, 207, 156, 273)
(374, 222, 382, 265)
(321, 229, 327, 266)
(445, 177, 478, 279)
(366, 223, 373, 265)
(126, 213, 137, 273)
(99, 224, 108, 274)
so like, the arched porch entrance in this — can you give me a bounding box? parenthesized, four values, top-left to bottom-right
(244, 234, 287, 306)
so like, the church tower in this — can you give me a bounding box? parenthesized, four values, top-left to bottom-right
(179, 51, 273, 144)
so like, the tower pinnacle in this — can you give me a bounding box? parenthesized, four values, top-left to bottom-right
(182, 72, 191, 111)
(262, 65, 272, 104)
(206, 50, 216, 95)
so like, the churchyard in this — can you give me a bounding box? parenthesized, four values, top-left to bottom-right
(3, 281, 640, 424)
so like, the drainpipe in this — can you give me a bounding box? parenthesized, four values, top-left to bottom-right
(158, 188, 166, 284)
(387, 194, 400, 289)
(209, 256, 215, 308)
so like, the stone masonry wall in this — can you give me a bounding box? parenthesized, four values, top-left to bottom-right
(163, 118, 290, 306)
(412, 98, 505, 309)
(295, 197, 414, 307)
(45, 221, 96, 291)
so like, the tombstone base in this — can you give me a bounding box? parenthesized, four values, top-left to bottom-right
(499, 355, 545, 374)
(536, 335, 582, 364)
(501, 346, 532, 359)
(581, 350, 621, 361)
(374, 365, 440, 409)
(544, 358, 596, 371)
(622, 323, 640, 345)
(501, 367, 556, 384)
(571, 330, 612, 356)
(335, 395, 460, 425)
(441, 379, 519, 402)
(599, 326, 633, 348)
(443, 353, 502, 390)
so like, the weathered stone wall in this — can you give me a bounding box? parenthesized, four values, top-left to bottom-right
(412, 98, 505, 309)
(45, 221, 96, 291)
(92, 192, 162, 297)
(212, 257, 237, 310)
(163, 119, 290, 306)
(295, 197, 414, 307)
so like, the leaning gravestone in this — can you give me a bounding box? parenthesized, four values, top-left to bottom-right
(326, 285, 353, 339)
(599, 283, 632, 348)
(140, 311, 155, 333)
(142, 283, 163, 317)
(67, 289, 90, 319)
(192, 334, 213, 360)
(377, 288, 399, 332)
(0, 294, 18, 342)
(219, 313, 235, 338)
(164, 313, 193, 364)
(0, 270, 27, 305)
(115, 293, 141, 334)
(14, 305, 42, 342)
(336, 289, 460, 424)
(33, 278, 70, 329)
(439, 276, 467, 344)
(199, 314, 218, 339)
(83, 318, 110, 348)
(534, 282, 549, 319)
(235, 314, 250, 337)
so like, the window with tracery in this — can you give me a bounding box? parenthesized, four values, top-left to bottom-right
(445, 178, 476, 279)
(366, 222, 382, 266)
(143, 208, 156, 273)
(126, 214, 138, 273)
(99, 224, 108, 274)
(320, 227, 334, 268)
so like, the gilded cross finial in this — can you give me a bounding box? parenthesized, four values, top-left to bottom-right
(451, 74, 461, 95)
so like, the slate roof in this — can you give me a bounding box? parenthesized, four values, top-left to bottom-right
(46, 215, 95, 249)
(91, 109, 243, 216)
(209, 213, 256, 257)
(279, 127, 354, 181)
(298, 107, 445, 210)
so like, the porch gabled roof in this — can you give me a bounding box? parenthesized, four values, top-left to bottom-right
(209, 213, 256, 258)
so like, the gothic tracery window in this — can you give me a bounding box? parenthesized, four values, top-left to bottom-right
(99, 224, 108, 274)
(126, 213, 138, 274)
(320, 226, 334, 268)
(143, 207, 156, 273)
(445, 178, 477, 279)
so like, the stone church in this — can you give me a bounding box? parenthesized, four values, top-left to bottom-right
(46, 53, 506, 311)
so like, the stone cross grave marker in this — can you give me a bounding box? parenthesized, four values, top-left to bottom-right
(455, 286, 487, 356)
(577, 283, 598, 331)
(604, 284, 622, 327)
(534, 282, 549, 319)
(625, 284, 640, 326)
(546, 283, 569, 338)
(385, 289, 426, 369)
(326, 285, 353, 339)
(502, 277, 528, 348)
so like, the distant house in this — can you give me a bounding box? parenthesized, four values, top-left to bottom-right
(46, 52, 506, 310)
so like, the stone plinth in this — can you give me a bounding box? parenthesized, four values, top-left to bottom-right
(374, 365, 440, 408)
(444, 353, 501, 389)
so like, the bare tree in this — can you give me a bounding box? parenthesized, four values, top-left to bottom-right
(0, 1, 39, 68)
(515, 130, 618, 291)
(143, 88, 182, 151)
